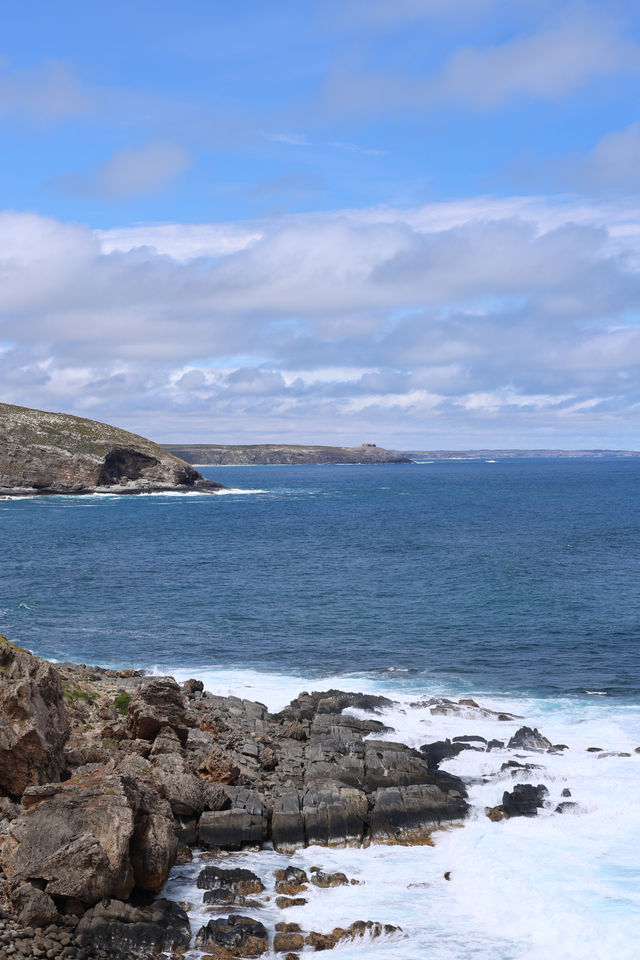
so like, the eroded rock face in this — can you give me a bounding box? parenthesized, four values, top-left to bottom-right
(76, 899, 191, 957)
(0, 636, 70, 796)
(0, 769, 177, 905)
(0, 401, 224, 495)
(126, 678, 189, 744)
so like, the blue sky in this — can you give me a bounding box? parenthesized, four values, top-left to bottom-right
(2, 0, 640, 446)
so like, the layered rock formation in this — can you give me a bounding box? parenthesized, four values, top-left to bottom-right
(0, 402, 224, 495)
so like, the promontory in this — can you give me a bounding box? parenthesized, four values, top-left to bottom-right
(163, 442, 412, 466)
(0, 402, 224, 496)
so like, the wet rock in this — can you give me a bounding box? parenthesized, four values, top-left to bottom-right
(485, 806, 504, 822)
(197, 866, 265, 896)
(507, 727, 552, 752)
(487, 739, 505, 750)
(309, 869, 348, 888)
(275, 866, 308, 895)
(276, 896, 307, 909)
(419, 739, 472, 770)
(500, 760, 543, 776)
(76, 899, 190, 957)
(598, 751, 631, 759)
(302, 781, 368, 848)
(126, 678, 189, 744)
(195, 914, 268, 957)
(501, 783, 548, 817)
(199, 788, 267, 850)
(369, 782, 468, 844)
(0, 637, 70, 795)
(562, 788, 572, 797)
(274, 923, 305, 952)
(305, 921, 401, 951)
(183, 679, 204, 696)
(586, 747, 602, 752)
(452, 735, 487, 745)
(555, 801, 579, 813)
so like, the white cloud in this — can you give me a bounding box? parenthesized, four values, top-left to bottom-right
(1, 196, 640, 445)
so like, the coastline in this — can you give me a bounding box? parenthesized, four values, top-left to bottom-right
(0, 636, 638, 958)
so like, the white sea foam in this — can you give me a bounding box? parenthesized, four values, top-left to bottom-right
(159, 667, 640, 959)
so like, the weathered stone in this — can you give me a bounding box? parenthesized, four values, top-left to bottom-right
(196, 747, 240, 785)
(369, 782, 468, 844)
(126, 679, 188, 744)
(10, 883, 58, 928)
(0, 637, 70, 796)
(302, 781, 368, 848)
(309, 869, 348, 888)
(0, 771, 176, 904)
(195, 915, 268, 957)
(197, 867, 264, 896)
(76, 899, 190, 957)
(199, 789, 266, 850)
(274, 866, 308, 896)
(507, 727, 553, 752)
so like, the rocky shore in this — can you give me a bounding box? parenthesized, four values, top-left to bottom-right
(0, 403, 224, 496)
(0, 633, 628, 958)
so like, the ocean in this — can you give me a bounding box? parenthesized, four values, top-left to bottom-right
(2, 459, 639, 958)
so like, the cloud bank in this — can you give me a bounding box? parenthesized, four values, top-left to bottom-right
(1, 195, 640, 446)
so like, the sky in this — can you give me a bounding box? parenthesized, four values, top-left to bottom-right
(2, 0, 640, 448)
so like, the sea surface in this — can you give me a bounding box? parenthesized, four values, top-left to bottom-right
(2, 459, 639, 958)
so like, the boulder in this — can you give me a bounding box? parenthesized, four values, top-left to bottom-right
(507, 727, 552, 752)
(197, 866, 264, 896)
(10, 882, 58, 927)
(195, 915, 269, 957)
(0, 770, 176, 905)
(501, 783, 549, 817)
(76, 899, 190, 957)
(126, 678, 189, 743)
(419, 739, 473, 770)
(275, 866, 308, 895)
(0, 636, 70, 795)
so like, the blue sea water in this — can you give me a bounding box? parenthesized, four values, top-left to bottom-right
(1, 459, 639, 700)
(2, 459, 640, 959)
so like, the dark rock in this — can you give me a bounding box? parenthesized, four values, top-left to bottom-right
(126, 679, 188, 744)
(561, 788, 572, 797)
(199, 788, 267, 850)
(369, 782, 468, 844)
(195, 915, 268, 957)
(507, 727, 552, 752)
(76, 899, 190, 957)
(500, 760, 543, 776)
(487, 739, 505, 750)
(419, 739, 472, 769)
(555, 801, 579, 813)
(183, 679, 204, 696)
(197, 866, 264, 896)
(452, 735, 487, 745)
(276, 896, 307, 909)
(302, 781, 368, 848)
(501, 783, 548, 817)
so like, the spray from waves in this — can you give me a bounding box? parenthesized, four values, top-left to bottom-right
(157, 665, 640, 959)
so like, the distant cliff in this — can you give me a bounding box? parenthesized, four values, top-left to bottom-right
(163, 443, 412, 466)
(0, 402, 225, 495)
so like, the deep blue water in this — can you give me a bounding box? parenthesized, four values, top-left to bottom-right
(1, 460, 639, 699)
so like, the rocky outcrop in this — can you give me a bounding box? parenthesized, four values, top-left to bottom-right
(195, 915, 269, 958)
(76, 900, 191, 957)
(0, 401, 224, 495)
(0, 769, 177, 906)
(0, 636, 70, 795)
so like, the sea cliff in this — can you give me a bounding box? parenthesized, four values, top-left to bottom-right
(0, 403, 224, 495)
(163, 443, 412, 466)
